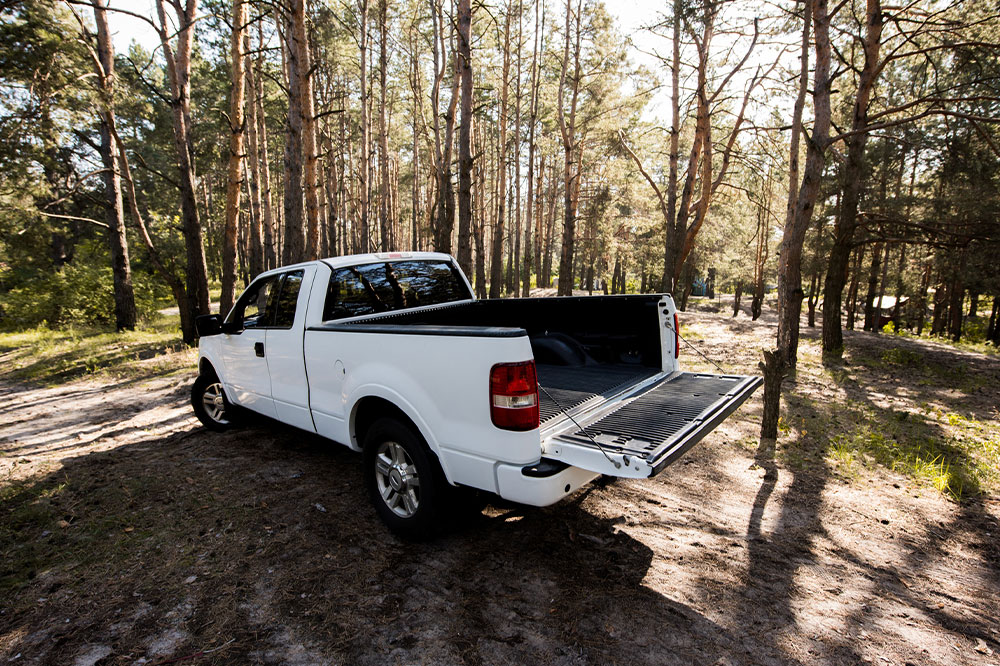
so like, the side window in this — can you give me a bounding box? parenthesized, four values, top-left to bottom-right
(231, 276, 278, 329)
(324, 268, 377, 320)
(392, 260, 469, 306)
(273, 270, 304, 328)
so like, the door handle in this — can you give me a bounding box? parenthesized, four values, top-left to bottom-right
(254, 341, 265, 357)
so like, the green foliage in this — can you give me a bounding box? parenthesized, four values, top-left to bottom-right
(962, 317, 987, 343)
(1, 242, 167, 330)
(879, 347, 922, 366)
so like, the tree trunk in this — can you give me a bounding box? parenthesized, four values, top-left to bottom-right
(91, 0, 136, 331)
(761, 0, 831, 443)
(891, 244, 905, 326)
(358, 0, 371, 252)
(244, 37, 265, 278)
(456, 0, 474, 275)
(489, 3, 514, 298)
(521, 1, 541, 297)
(821, 0, 884, 356)
(846, 246, 864, 330)
(948, 281, 964, 341)
(556, 0, 582, 296)
(759, 350, 785, 441)
(862, 242, 883, 331)
(282, 0, 320, 261)
(155, 0, 210, 326)
(377, 0, 392, 252)
(986, 295, 999, 345)
(252, 22, 277, 270)
(775, 0, 830, 369)
(220, 0, 247, 316)
(662, 0, 681, 293)
(948, 252, 966, 341)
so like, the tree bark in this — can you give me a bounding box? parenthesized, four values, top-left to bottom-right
(358, 0, 371, 252)
(662, 0, 681, 293)
(521, 0, 541, 297)
(986, 295, 999, 345)
(155, 0, 210, 325)
(556, 0, 582, 296)
(377, 0, 392, 252)
(761, 0, 832, 442)
(490, 2, 514, 297)
(821, 0, 884, 356)
(91, 0, 136, 331)
(863, 242, 883, 331)
(456, 0, 474, 275)
(244, 34, 265, 278)
(220, 0, 247, 316)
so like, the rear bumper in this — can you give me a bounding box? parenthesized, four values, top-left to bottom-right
(495, 461, 600, 507)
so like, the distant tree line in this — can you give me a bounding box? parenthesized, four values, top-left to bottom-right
(0, 0, 997, 360)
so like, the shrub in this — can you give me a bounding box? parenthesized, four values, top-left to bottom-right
(0, 242, 167, 330)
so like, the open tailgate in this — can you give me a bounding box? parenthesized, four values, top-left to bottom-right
(541, 372, 762, 478)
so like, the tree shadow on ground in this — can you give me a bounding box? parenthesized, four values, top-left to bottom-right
(728, 329, 1000, 665)
(0, 417, 736, 666)
(835, 328, 1000, 422)
(822, 338, 994, 501)
(736, 390, 852, 665)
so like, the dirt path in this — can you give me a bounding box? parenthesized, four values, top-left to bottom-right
(1, 309, 998, 665)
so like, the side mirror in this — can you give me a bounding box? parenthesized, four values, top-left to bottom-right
(195, 314, 222, 337)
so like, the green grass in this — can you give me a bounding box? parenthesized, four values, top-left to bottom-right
(823, 405, 998, 502)
(848, 345, 991, 394)
(886, 325, 999, 357)
(0, 314, 195, 385)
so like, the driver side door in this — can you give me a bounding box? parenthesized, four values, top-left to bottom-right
(219, 275, 279, 419)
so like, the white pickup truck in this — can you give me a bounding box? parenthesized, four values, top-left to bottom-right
(192, 252, 760, 538)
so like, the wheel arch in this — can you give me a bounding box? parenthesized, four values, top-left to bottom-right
(199, 357, 220, 379)
(350, 394, 451, 483)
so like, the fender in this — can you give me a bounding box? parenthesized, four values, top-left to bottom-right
(197, 340, 237, 403)
(346, 384, 455, 483)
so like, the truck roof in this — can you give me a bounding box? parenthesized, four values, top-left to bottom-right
(253, 251, 456, 279)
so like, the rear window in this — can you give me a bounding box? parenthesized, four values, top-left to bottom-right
(323, 260, 469, 321)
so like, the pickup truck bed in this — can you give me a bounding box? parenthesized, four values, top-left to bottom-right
(535, 364, 659, 422)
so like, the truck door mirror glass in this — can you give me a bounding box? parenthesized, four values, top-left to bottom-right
(195, 314, 222, 337)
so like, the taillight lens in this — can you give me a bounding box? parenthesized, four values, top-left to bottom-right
(673, 313, 680, 359)
(489, 361, 539, 431)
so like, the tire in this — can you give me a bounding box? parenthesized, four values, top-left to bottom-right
(363, 418, 446, 541)
(191, 373, 237, 432)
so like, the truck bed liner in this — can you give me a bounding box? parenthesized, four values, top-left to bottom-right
(536, 364, 659, 422)
(554, 372, 762, 474)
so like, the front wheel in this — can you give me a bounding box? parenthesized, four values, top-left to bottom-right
(191, 374, 237, 432)
(363, 418, 446, 540)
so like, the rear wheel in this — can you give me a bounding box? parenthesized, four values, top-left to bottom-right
(363, 418, 446, 540)
(191, 373, 236, 432)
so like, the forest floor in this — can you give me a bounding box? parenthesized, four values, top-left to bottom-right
(1, 300, 999, 665)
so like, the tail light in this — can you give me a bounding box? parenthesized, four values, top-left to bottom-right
(674, 313, 680, 359)
(489, 361, 539, 431)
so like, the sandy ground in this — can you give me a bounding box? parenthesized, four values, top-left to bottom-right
(1, 304, 998, 665)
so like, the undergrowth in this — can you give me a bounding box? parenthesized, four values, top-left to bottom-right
(0, 314, 195, 385)
(825, 405, 998, 502)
